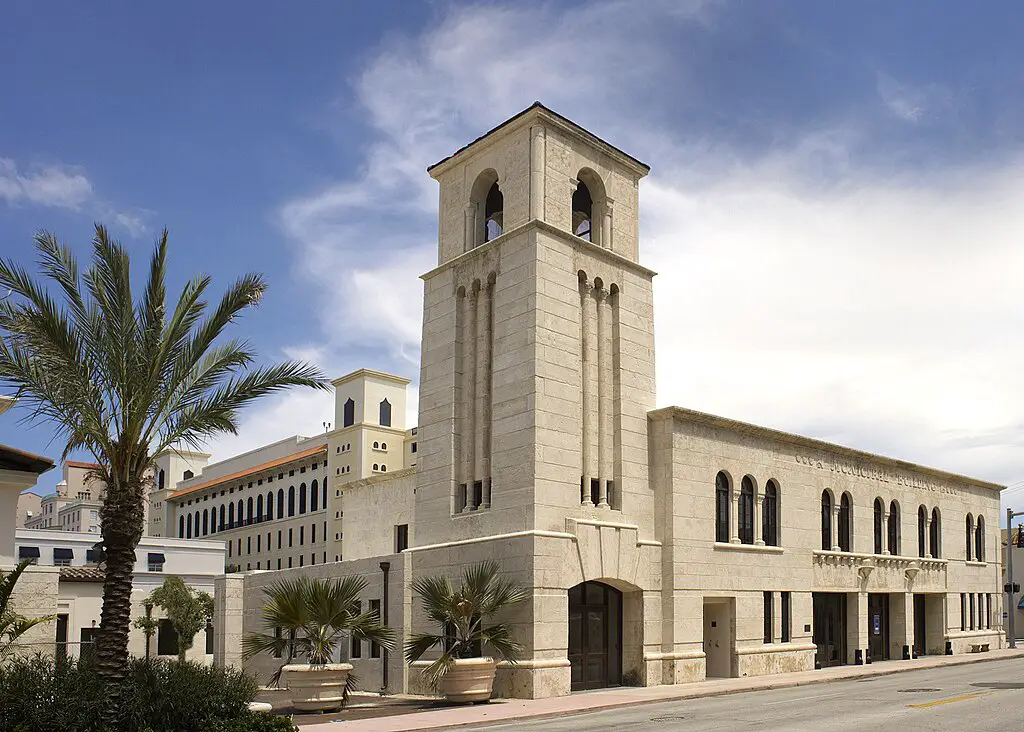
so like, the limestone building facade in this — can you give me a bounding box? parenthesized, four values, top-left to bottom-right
(212, 104, 1004, 698)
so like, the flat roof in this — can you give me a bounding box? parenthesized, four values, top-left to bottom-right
(427, 102, 650, 177)
(0, 444, 55, 475)
(169, 443, 327, 501)
(649, 405, 1005, 492)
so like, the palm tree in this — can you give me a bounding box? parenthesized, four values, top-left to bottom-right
(0, 226, 327, 710)
(242, 575, 396, 689)
(404, 561, 528, 691)
(1, 559, 57, 660)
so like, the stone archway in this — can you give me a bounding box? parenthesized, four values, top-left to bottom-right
(568, 580, 623, 690)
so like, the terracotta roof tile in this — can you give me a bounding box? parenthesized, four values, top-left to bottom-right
(170, 443, 327, 501)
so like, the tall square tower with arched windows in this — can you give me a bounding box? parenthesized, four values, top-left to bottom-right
(414, 103, 658, 547)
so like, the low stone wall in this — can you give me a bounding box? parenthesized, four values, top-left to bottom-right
(736, 644, 817, 677)
(6, 564, 60, 657)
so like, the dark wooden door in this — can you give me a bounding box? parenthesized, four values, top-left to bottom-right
(568, 582, 622, 690)
(868, 594, 889, 662)
(812, 593, 846, 668)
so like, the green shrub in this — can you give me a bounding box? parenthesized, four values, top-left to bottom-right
(0, 655, 289, 732)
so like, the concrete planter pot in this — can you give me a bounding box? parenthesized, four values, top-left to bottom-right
(439, 658, 498, 703)
(282, 663, 352, 712)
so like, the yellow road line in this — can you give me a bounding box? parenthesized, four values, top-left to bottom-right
(909, 691, 988, 709)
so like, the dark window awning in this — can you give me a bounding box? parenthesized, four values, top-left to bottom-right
(1018, 596, 1024, 610)
(18, 546, 40, 559)
(53, 548, 74, 561)
(147, 553, 166, 565)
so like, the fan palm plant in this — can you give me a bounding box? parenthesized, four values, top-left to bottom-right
(0, 226, 327, 712)
(0, 559, 57, 660)
(242, 574, 396, 688)
(405, 560, 529, 691)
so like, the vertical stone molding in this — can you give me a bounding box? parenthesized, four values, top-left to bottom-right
(214, 574, 245, 669)
(579, 275, 594, 506)
(754, 493, 764, 546)
(464, 284, 479, 510)
(595, 285, 610, 508)
(530, 125, 546, 220)
(478, 277, 494, 509)
(602, 199, 613, 250)
(464, 203, 476, 253)
(831, 504, 841, 552)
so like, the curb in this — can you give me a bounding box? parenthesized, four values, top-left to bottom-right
(422, 651, 1024, 731)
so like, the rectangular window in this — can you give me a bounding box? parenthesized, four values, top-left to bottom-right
(299, 526, 304, 546)
(273, 627, 282, 658)
(961, 593, 967, 631)
(236, 538, 241, 555)
(277, 558, 281, 570)
(247, 536, 251, 554)
(395, 524, 409, 553)
(781, 592, 791, 643)
(287, 556, 292, 568)
(969, 593, 975, 630)
(351, 601, 362, 658)
(289, 528, 293, 548)
(986, 594, 992, 629)
(278, 531, 282, 550)
(205, 622, 214, 655)
(369, 599, 382, 658)
(157, 619, 180, 657)
(257, 534, 261, 552)
(312, 523, 316, 544)
(763, 591, 773, 644)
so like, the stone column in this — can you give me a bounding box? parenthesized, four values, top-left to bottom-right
(464, 203, 476, 252)
(478, 279, 493, 509)
(754, 493, 764, 546)
(925, 515, 935, 558)
(465, 283, 479, 511)
(214, 574, 245, 669)
(579, 277, 593, 506)
(831, 504, 841, 552)
(729, 490, 740, 544)
(595, 285, 610, 508)
(882, 509, 891, 555)
(530, 125, 545, 221)
(890, 592, 914, 659)
(601, 199, 613, 250)
(847, 591, 869, 665)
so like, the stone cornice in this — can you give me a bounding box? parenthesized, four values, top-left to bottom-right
(427, 102, 650, 179)
(650, 405, 1005, 493)
(421, 218, 657, 282)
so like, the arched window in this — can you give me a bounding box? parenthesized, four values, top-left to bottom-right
(873, 499, 884, 554)
(228, 501, 235, 527)
(821, 491, 833, 551)
(277, 489, 284, 518)
(158, 469, 165, 491)
(373, 441, 379, 449)
(381, 442, 387, 450)
(266, 492, 273, 520)
(838, 492, 852, 552)
(343, 398, 355, 428)
(483, 181, 503, 242)
(373, 463, 379, 472)
(236, 499, 243, 525)
(739, 476, 755, 545)
(381, 465, 387, 472)
(186, 515, 192, 539)
(202, 509, 208, 536)
(572, 179, 593, 241)
(322, 481, 327, 509)
(715, 472, 730, 543)
(183, 469, 194, 480)
(930, 507, 941, 558)
(218, 504, 225, 531)
(888, 501, 900, 555)
(379, 399, 392, 427)
(246, 497, 254, 523)
(179, 515, 185, 538)
(299, 483, 307, 514)
(762, 480, 778, 546)
(311, 480, 319, 512)
(965, 514, 974, 560)
(975, 516, 985, 562)
(918, 506, 927, 558)
(288, 486, 295, 517)
(194, 511, 200, 538)
(256, 494, 264, 521)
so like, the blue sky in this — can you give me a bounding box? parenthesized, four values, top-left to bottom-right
(2, 1, 1023, 511)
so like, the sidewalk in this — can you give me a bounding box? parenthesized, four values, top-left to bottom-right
(299, 648, 1024, 731)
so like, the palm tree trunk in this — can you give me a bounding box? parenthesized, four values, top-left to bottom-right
(95, 475, 145, 723)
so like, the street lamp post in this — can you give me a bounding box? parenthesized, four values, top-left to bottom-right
(1007, 507, 1023, 649)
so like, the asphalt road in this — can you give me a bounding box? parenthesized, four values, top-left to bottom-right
(476, 658, 1024, 732)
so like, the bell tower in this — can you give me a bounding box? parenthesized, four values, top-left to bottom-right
(414, 103, 656, 546)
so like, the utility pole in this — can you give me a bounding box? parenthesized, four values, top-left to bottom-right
(1007, 507, 1023, 648)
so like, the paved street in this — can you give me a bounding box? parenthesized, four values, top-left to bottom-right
(475, 659, 1024, 732)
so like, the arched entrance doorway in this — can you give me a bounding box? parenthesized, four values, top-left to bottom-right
(568, 581, 622, 690)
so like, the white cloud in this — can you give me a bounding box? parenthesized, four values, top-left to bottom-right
(0, 157, 149, 236)
(876, 72, 954, 124)
(214, 0, 1024, 505)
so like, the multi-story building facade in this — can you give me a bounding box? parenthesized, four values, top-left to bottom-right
(25, 461, 104, 532)
(212, 104, 1005, 699)
(165, 368, 418, 570)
